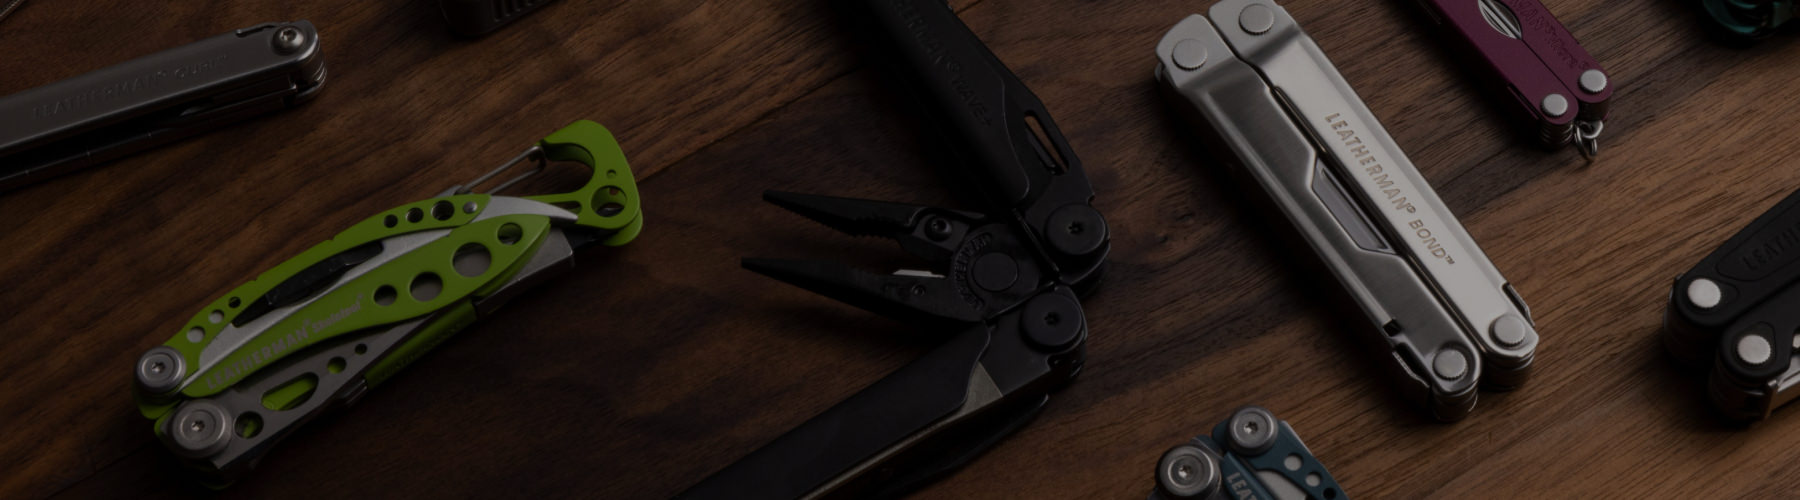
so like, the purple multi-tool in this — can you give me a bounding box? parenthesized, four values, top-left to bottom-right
(1416, 0, 1612, 159)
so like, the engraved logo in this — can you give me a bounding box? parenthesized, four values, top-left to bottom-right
(950, 233, 992, 308)
(1507, 0, 1584, 71)
(1224, 471, 1262, 500)
(29, 55, 228, 121)
(1720, 211, 1800, 281)
(1323, 113, 1456, 264)
(204, 294, 361, 390)
(893, 0, 991, 126)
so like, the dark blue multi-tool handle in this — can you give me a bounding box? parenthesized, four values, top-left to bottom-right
(1151, 407, 1345, 500)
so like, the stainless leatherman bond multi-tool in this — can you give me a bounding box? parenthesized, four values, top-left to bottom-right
(1667, 189, 1800, 420)
(0, 21, 325, 192)
(133, 121, 642, 485)
(1155, 0, 1538, 420)
(1151, 407, 1345, 500)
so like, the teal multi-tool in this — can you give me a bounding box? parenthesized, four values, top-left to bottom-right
(131, 120, 643, 483)
(1704, 0, 1795, 40)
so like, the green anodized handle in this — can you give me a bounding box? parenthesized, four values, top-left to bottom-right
(136, 120, 642, 428)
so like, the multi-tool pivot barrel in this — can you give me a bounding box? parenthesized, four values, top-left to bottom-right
(1155, 0, 1538, 420)
(1414, 0, 1611, 158)
(0, 21, 326, 192)
(132, 121, 641, 483)
(1150, 407, 1344, 500)
(1667, 188, 1800, 420)
(1703, 0, 1795, 40)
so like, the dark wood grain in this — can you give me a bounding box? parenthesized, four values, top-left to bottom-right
(4, 0, 1798, 498)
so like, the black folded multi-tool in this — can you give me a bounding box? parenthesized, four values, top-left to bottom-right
(1151, 407, 1345, 500)
(0, 21, 325, 192)
(1667, 188, 1800, 420)
(1154, 0, 1539, 421)
(679, 0, 1109, 498)
(440, 0, 557, 36)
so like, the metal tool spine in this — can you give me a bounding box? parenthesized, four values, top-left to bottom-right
(1154, 0, 1537, 421)
(1151, 407, 1344, 500)
(679, 0, 1108, 497)
(1667, 188, 1800, 420)
(132, 120, 643, 485)
(0, 21, 325, 193)
(1412, 0, 1612, 159)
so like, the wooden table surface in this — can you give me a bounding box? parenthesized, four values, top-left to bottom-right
(4, 0, 1797, 498)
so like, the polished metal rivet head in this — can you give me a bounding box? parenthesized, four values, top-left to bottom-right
(1225, 406, 1278, 456)
(1491, 314, 1530, 348)
(1433, 349, 1468, 380)
(1540, 93, 1569, 118)
(166, 402, 232, 458)
(1240, 4, 1276, 35)
(924, 216, 953, 241)
(1579, 69, 1608, 94)
(1737, 332, 1773, 365)
(273, 26, 306, 55)
(1687, 278, 1723, 309)
(136, 346, 186, 394)
(1157, 445, 1221, 499)
(1172, 39, 1208, 70)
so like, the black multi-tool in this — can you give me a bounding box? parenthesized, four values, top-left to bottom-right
(1668, 189, 1800, 420)
(679, 0, 1109, 498)
(0, 21, 325, 192)
(1151, 407, 1345, 500)
(440, 0, 558, 36)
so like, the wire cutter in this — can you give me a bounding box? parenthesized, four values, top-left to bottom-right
(679, 0, 1109, 497)
(0, 21, 326, 192)
(1151, 406, 1345, 500)
(1668, 188, 1800, 420)
(1412, 0, 1612, 159)
(132, 120, 643, 484)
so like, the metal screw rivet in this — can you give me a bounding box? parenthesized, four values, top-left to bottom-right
(1540, 93, 1569, 118)
(1433, 349, 1468, 380)
(1240, 4, 1276, 35)
(1491, 314, 1530, 348)
(1738, 332, 1772, 365)
(1687, 278, 1722, 309)
(1173, 39, 1208, 70)
(1579, 69, 1608, 94)
(272, 26, 306, 55)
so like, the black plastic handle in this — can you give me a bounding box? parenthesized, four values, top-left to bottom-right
(679, 327, 989, 500)
(851, 0, 1089, 213)
(1669, 189, 1800, 340)
(850, 0, 1108, 283)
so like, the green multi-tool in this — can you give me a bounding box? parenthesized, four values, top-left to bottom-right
(132, 120, 642, 483)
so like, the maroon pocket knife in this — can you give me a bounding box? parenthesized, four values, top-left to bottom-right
(1416, 0, 1611, 160)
